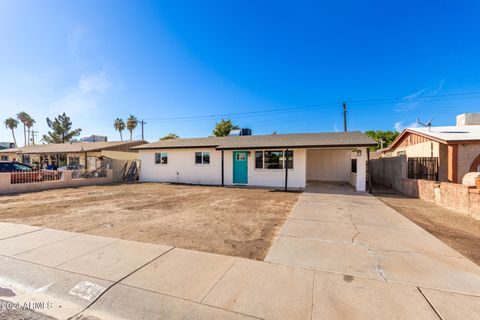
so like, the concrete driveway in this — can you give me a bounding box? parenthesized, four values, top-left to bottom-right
(0, 182, 480, 319)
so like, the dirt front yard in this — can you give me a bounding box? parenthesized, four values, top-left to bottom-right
(0, 183, 299, 260)
(374, 191, 480, 266)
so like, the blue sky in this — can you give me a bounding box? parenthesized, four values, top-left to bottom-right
(0, 0, 479, 143)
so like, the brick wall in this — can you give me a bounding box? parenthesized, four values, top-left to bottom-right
(438, 143, 449, 182)
(447, 145, 458, 183)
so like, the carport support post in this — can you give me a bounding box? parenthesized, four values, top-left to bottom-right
(221, 150, 224, 187)
(284, 149, 289, 192)
(367, 148, 372, 193)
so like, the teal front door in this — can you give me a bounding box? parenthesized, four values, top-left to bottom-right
(233, 151, 248, 184)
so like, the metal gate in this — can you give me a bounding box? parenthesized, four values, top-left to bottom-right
(408, 157, 439, 181)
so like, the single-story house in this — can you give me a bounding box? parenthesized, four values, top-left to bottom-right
(384, 114, 480, 183)
(0, 140, 145, 170)
(133, 131, 376, 191)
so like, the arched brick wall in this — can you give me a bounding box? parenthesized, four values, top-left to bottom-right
(470, 154, 480, 172)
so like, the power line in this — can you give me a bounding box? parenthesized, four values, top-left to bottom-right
(345, 90, 480, 104)
(140, 90, 480, 123)
(143, 102, 341, 122)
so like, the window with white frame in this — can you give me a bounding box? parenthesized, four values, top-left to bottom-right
(195, 152, 210, 164)
(155, 152, 168, 164)
(255, 150, 293, 169)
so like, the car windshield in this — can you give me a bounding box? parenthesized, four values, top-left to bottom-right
(12, 163, 32, 171)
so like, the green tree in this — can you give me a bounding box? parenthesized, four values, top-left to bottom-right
(4, 117, 19, 146)
(114, 118, 126, 141)
(16, 111, 31, 146)
(160, 133, 180, 140)
(126, 115, 138, 141)
(42, 113, 82, 144)
(365, 130, 400, 150)
(212, 119, 239, 137)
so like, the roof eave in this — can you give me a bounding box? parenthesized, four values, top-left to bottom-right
(217, 143, 376, 150)
(133, 145, 220, 150)
(135, 143, 376, 151)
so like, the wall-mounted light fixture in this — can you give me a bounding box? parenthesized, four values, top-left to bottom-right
(357, 150, 362, 157)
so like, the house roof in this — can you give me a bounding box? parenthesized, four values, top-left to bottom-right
(0, 140, 144, 154)
(387, 125, 480, 151)
(409, 126, 480, 142)
(133, 131, 377, 150)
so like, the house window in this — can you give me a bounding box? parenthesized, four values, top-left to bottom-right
(0, 155, 8, 161)
(264, 151, 283, 169)
(195, 152, 210, 164)
(265, 151, 284, 169)
(155, 152, 168, 164)
(351, 159, 357, 173)
(236, 153, 246, 161)
(255, 151, 263, 169)
(255, 150, 294, 169)
(68, 157, 80, 166)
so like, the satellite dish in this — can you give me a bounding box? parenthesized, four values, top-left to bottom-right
(417, 118, 433, 131)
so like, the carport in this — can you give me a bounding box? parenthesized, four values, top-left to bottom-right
(305, 147, 368, 192)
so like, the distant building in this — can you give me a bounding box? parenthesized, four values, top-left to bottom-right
(0, 142, 16, 150)
(0, 140, 145, 169)
(81, 135, 108, 142)
(229, 128, 252, 136)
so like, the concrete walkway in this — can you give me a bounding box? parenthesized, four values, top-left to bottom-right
(0, 183, 479, 319)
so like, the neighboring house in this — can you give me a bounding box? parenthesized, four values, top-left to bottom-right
(133, 131, 376, 191)
(81, 135, 108, 142)
(0, 142, 15, 153)
(0, 140, 145, 169)
(385, 113, 480, 183)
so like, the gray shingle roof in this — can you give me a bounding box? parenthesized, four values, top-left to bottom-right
(133, 131, 376, 150)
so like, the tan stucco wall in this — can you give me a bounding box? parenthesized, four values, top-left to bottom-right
(400, 178, 480, 220)
(0, 152, 16, 161)
(458, 143, 480, 180)
(405, 141, 439, 157)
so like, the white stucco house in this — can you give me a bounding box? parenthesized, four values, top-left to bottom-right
(133, 131, 376, 191)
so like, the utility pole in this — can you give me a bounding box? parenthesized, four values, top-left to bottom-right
(343, 102, 347, 132)
(140, 120, 147, 141)
(31, 130, 39, 145)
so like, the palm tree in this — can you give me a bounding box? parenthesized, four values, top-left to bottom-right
(4, 117, 18, 147)
(25, 117, 36, 145)
(126, 115, 138, 141)
(16, 111, 31, 146)
(114, 118, 126, 141)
